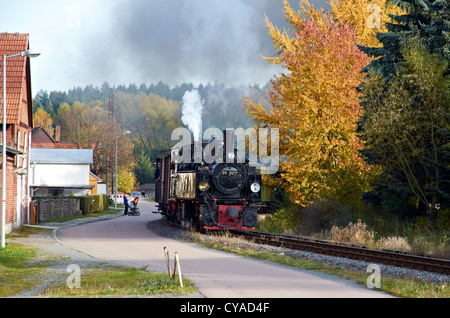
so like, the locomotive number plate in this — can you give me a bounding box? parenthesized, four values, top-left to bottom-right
(221, 170, 238, 176)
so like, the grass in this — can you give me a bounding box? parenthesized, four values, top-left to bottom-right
(0, 243, 47, 297)
(41, 265, 197, 298)
(185, 230, 449, 298)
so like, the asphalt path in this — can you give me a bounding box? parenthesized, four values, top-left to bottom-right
(56, 200, 393, 298)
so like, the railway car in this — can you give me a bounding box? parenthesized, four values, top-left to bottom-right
(155, 130, 262, 230)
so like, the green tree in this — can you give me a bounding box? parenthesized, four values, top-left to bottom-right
(134, 151, 154, 184)
(359, 38, 450, 214)
(357, 0, 450, 215)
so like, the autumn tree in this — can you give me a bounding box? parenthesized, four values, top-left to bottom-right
(33, 108, 53, 136)
(53, 100, 135, 192)
(244, 0, 375, 207)
(329, 0, 405, 47)
(114, 92, 182, 184)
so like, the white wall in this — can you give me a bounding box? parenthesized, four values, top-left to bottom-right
(97, 183, 107, 195)
(31, 163, 90, 187)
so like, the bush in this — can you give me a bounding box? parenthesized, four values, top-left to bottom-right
(79, 195, 94, 215)
(436, 209, 450, 231)
(331, 220, 375, 246)
(79, 194, 109, 214)
(374, 236, 411, 252)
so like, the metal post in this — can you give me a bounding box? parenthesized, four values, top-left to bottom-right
(114, 134, 118, 210)
(114, 131, 130, 211)
(1, 55, 6, 248)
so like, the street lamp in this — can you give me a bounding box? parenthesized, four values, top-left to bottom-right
(114, 130, 131, 211)
(2, 49, 40, 248)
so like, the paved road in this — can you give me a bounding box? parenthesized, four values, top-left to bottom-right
(56, 200, 393, 298)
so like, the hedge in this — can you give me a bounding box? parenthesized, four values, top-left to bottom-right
(79, 194, 109, 215)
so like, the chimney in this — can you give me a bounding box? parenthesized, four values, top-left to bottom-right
(55, 125, 61, 142)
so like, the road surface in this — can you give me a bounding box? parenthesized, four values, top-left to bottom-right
(56, 200, 393, 298)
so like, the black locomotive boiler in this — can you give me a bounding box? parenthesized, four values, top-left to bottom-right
(155, 130, 262, 230)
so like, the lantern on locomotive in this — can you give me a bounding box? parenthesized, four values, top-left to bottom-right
(155, 129, 262, 230)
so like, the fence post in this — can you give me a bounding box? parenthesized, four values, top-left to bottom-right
(163, 247, 171, 277)
(175, 252, 183, 287)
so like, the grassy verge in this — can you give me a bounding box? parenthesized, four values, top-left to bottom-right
(41, 265, 197, 298)
(186, 231, 449, 298)
(2, 224, 198, 298)
(0, 243, 46, 297)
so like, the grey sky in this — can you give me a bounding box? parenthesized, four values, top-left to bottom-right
(1, 0, 329, 94)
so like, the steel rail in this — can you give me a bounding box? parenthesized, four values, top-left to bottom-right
(232, 231, 450, 274)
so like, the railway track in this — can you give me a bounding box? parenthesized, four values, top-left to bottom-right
(231, 230, 450, 274)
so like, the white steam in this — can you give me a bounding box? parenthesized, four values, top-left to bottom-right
(181, 90, 204, 141)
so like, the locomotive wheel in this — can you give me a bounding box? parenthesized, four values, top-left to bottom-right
(183, 202, 198, 228)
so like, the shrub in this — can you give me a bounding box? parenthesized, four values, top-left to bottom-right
(331, 220, 375, 246)
(79, 195, 94, 215)
(375, 236, 411, 252)
(90, 194, 109, 213)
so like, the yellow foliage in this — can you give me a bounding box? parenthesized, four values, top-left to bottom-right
(329, 0, 406, 47)
(245, 0, 378, 207)
(33, 108, 53, 136)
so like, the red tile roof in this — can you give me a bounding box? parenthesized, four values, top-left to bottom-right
(0, 33, 31, 125)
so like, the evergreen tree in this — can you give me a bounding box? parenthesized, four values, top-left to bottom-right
(359, 0, 449, 80)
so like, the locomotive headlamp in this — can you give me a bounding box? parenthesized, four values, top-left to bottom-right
(250, 182, 261, 193)
(198, 181, 210, 192)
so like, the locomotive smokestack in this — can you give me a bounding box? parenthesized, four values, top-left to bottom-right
(181, 90, 204, 142)
(223, 128, 235, 163)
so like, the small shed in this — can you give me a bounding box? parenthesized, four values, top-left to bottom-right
(30, 148, 94, 197)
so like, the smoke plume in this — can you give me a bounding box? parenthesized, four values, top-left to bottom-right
(182, 90, 204, 141)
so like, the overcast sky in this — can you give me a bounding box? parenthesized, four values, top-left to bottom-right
(1, 0, 329, 95)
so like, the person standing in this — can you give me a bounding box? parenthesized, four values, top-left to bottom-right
(155, 162, 161, 202)
(123, 193, 129, 215)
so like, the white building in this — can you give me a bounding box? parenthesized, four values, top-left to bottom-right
(29, 148, 94, 197)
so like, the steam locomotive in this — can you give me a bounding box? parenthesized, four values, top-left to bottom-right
(155, 130, 262, 230)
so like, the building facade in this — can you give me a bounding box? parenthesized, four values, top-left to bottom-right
(0, 33, 35, 234)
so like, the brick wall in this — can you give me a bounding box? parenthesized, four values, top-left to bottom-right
(0, 153, 17, 234)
